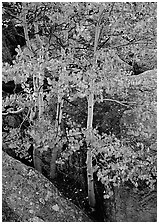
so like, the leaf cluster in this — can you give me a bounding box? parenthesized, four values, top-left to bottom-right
(3, 128, 33, 162)
(91, 132, 156, 199)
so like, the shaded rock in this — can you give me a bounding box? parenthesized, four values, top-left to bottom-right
(2, 152, 91, 222)
(114, 186, 157, 222)
(113, 70, 157, 222)
(2, 34, 13, 64)
(102, 69, 157, 222)
(2, 20, 26, 64)
(132, 49, 157, 74)
(2, 199, 23, 222)
(120, 69, 157, 144)
(117, 48, 157, 75)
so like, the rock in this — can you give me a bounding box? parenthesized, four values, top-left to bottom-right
(2, 36, 13, 64)
(117, 48, 157, 75)
(133, 49, 157, 73)
(120, 69, 157, 144)
(2, 152, 91, 222)
(107, 69, 157, 222)
(2, 200, 23, 222)
(114, 186, 157, 222)
(102, 69, 157, 222)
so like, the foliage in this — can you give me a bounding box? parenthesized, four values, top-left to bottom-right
(120, 70, 157, 143)
(3, 129, 33, 162)
(2, 94, 28, 110)
(91, 131, 157, 199)
(29, 119, 66, 154)
(2, 2, 157, 211)
(57, 119, 84, 165)
(55, 123, 157, 199)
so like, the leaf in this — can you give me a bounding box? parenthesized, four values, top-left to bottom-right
(103, 194, 110, 199)
(8, 143, 17, 148)
(52, 204, 60, 212)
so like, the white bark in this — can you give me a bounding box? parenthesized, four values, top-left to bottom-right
(50, 96, 64, 180)
(86, 8, 105, 209)
(22, 3, 31, 50)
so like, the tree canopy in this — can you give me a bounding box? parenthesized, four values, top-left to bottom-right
(2, 2, 157, 221)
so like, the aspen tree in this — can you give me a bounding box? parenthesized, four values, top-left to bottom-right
(86, 8, 106, 209)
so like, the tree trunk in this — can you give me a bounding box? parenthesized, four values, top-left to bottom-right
(49, 96, 63, 180)
(86, 8, 105, 209)
(34, 22, 44, 119)
(86, 147, 96, 209)
(34, 22, 42, 47)
(50, 146, 59, 180)
(38, 69, 44, 119)
(33, 147, 42, 173)
(22, 3, 31, 50)
(86, 87, 96, 209)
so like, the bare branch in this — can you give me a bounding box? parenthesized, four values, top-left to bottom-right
(2, 107, 25, 116)
(19, 107, 31, 130)
(111, 40, 156, 50)
(3, 7, 23, 22)
(102, 98, 132, 108)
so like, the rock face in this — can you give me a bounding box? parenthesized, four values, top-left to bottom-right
(2, 152, 91, 222)
(114, 186, 157, 222)
(120, 69, 157, 144)
(109, 69, 157, 222)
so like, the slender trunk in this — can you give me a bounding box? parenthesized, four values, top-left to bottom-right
(31, 74, 39, 120)
(86, 85, 96, 209)
(38, 72, 44, 119)
(33, 146, 42, 173)
(50, 96, 64, 180)
(87, 148, 96, 208)
(87, 89, 94, 131)
(22, 4, 31, 50)
(32, 74, 42, 172)
(86, 8, 105, 209)
(32, 85, 44, 171)
(34, 22, 44, 119)
(34, 22, 42, 46)
(50, 146, 59, 180)
(22, 4, 43, 172)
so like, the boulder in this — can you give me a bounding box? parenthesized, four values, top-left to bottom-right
(108, 69, 157, 222)
(103, 185, 157, 222)
(114, 186, 157, 222)
(2, 152, 91, 222)
(120, 69, 157, 144)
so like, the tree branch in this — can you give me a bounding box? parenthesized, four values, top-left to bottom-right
(102, 98, 132, 108)
(111, 39, 156, 50)
(2, 107, 25, 116)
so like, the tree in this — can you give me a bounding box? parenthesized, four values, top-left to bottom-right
(2, 2, 157, 212)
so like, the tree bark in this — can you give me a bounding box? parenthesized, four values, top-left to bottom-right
(86, 147, 96, 209)
(86, 81, 96, 209)
(22, 3, 31, 50)
(49, 96, 64, 180)
(34, 22, 44, 119)
(33, 147, 42, 173)
(50, 146, 59, 180)
(86, 7, 105, 209)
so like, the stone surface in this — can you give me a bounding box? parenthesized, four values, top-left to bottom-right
(110, 69, 157, 222)
(2, 151, 91, 222)
(120, 69, 157, 144)
(114, 186, 157, 222)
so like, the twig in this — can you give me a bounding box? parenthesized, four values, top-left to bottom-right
(2, 107, 25, 116)
(19, 107, 31, 130)
(102, 98, 133, 108)
(111, 40, 155, 50)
